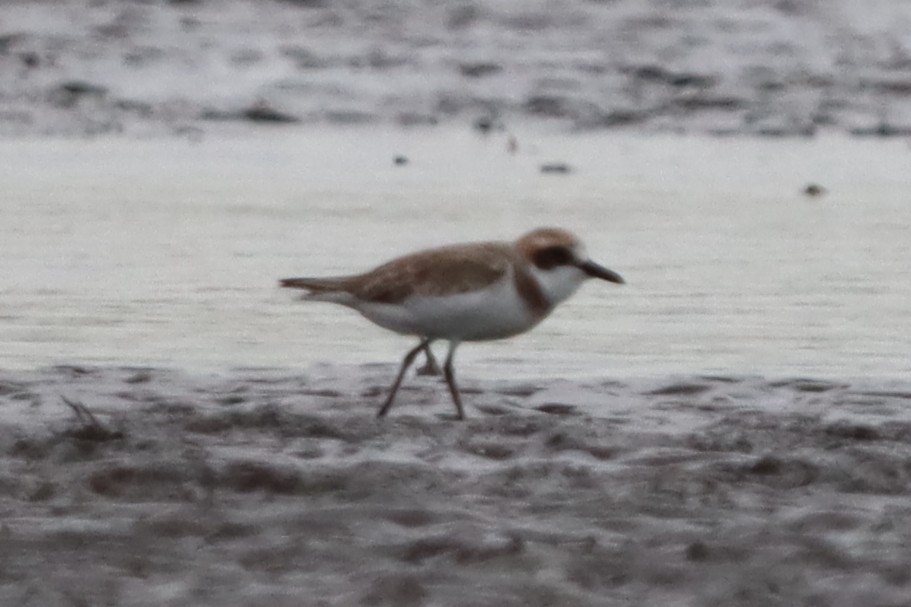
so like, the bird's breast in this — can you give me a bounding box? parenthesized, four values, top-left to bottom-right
(356, 272, 546, 341)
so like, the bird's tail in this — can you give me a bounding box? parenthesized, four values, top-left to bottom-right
(278, 276, 356, 304)
(279, 276, 348, 292)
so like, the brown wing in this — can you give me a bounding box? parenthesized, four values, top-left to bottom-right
(351, 242, 513, 304)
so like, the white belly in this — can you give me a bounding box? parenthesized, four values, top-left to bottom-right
(355, 275, 543, 341)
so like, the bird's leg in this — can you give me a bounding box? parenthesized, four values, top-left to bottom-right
(415, 341, 442, 376)
(442, 340, 465, 420)
(377, 338, 433, 418)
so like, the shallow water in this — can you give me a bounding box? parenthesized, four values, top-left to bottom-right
(2, 127, 910, 378)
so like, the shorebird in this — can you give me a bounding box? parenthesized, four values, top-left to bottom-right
(279, 227, 624, 419)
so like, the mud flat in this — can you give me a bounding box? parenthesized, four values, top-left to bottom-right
(2, 0, 911, 137)
(2, 365, 910, 606)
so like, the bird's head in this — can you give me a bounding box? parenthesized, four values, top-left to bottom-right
(516, 227, 624, 305)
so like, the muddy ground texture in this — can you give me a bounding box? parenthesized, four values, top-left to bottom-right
(3, 0, 911, 137)
(1, 366, 910, 606)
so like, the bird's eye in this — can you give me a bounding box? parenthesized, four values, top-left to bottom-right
(533, 246, 574, 269)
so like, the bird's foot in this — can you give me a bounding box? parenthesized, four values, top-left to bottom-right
(415, 359, 442, 376)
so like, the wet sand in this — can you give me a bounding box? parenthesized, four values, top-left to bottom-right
(4, 2, 911, 604)
(3, 0, 911, 137)
(2, 365, 911, 606)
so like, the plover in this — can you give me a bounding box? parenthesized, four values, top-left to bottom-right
(280, 227, 624, 419)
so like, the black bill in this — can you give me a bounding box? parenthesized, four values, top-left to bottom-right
(578, 260, 625, 284)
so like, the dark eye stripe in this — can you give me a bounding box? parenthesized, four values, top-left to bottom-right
(533, 246, 573, 270)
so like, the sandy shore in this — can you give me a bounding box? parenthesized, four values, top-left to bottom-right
(2, 365, 910, 606)
(3, 0, 911, 137)
(3, 2, 911, 604)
